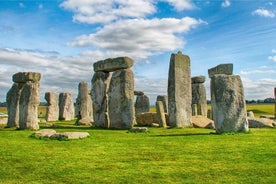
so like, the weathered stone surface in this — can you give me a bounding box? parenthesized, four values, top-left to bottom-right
(247, 111, 255, 118)
(207, 109, 212, 120)
(75, 82, 93, 124)
(167, 51, 192, 127)
(208, 63, 233, 78)
(248, 118, 275, 128)
(156, 95, 168, 113)
(93, 57, 134, 72)
(211, 74, 248, 133)
(6, 83, 23, 127)
(135, 94, 150, 114)
(108, 69, 135, 129)
(192, 115, 215, 129)
(136, 112, 168, 126)
(58, 93, 75, 121)
(192, 104, 197, 116)
(91, 72, 110, 128)
(192, 76, 205, 84)
(34, 129, 57, 138)
(13, 72, 41, 83)
(134, 91, 144, 96)
(18, 81, 40, 130)
(192, 83, 207, 117)
(129, 127, 148, 133)
(156, 101, 167, 127)
(45, 92, 59, 121)
(59, 132, 90, 139)
(75, 117, 93, 126)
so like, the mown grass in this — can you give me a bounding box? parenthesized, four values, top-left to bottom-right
(0, 121, 275, 184)
(246, 104, 274, 118)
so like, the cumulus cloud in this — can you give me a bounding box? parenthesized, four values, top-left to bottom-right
(221, 0, 231, 8)
(268, 49, 276, 62)
(252, 8, 275, 18)
(162, 0, 195, 11)
(60, 0, 156, 24)
(69, 17, 206, 60)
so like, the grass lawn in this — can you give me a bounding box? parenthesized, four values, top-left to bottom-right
(0, 121, 275, 184)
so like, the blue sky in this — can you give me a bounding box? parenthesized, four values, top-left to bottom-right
(0, 0, 276, 104)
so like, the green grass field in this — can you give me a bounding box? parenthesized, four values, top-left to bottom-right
(0, 104, 275, 183)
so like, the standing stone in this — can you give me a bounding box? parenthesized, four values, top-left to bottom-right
(156, 95, 168, 113)
(211, 74, 248, 133)
(45, 92, 59, 121)
(192, 104, 197, 116)
(274, 87, 276, 119)
(75, 82, 93, 124)
(59, 93, 75, 121)
(108, 69, 135, 129)
(19, 81, 40, 130)
(6, 83, 23, 127)
(167, 51, 192, 127)
(135, 94, 150, 114)
(91, 72, 111, 128)
(192, 76, 207, 117)
(156, 101, 167, 127)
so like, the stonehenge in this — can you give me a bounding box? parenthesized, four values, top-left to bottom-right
(209, 64, 249, 133)
(156, 95, 168, 113)
(6, 72, 41, 130)
(192, 76, 207, 117)
(167, 51, 192, 127)
(92, 57, 135, 129)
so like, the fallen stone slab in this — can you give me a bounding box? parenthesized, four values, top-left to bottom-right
(192, 115, 215, 129)
(58, 132, 90, 139)
(248, 118, 276, 128)
(34, 129, 90, 140)
(34, 129, 57, 138)
(93, 57, 134, 72)
(13, 72, 41, 83)
(128, 127, 148, 133)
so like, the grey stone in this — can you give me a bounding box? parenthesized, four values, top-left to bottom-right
(192, 82, 207, 117)
(128, 127, 148, 133)
(134, 91, 144, 96)
(6, 83, 23, 127)
(136, 112, 158, 126)
(247, 111, 255, 118)
(59, 132, 90, 139)
(156, 101, 167, 127)
(192, 104, 198, 116)
(156, 95, 168, 113)
(75, 82, 93, 124)
(167, 52, 192, 127)
(58, 93, 75, 121)
(45, 92, 59, 121)
(93, 57, 134, 72)
(13, 72, 41, 83)
(192, 115, 215, 129)
(91, 72, 110, 128)
(34, 129, 57, 138)
(248, 118, 275, 128)
(211, 74, 248, 133)
(19, 81, 40, 130)
(108, 69, 135, 129)
(208, 63, 233, 78)
(75, 117, 93, 126)
(192, 76, 205, 84)
(135, 94, 150, 114)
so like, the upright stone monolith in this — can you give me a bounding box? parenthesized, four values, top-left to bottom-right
(211, 74, 248, 133)
(75, 82, 93, 125)
(156, 101, 167, 127)
(91, 72, 110, 128)
(192, 76, 207, 117)
(167, 51, 192, 127)
(45, 92, 59, 121)
(108, 69, 135, 129)
(59, 93, 75, 121)
(135, 94, 150, 114)
(156, 95, 168, 113)
(7, 72, 41, 130)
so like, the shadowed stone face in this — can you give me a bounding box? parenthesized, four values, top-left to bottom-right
(59, 93, 75, 121)
(12, 72, 41, 83)
(156, 95, 168, 113)
(45, 92, 59, 122)
(135, 94, 150, 114)
(211, 74, 248, 133)
(167, 52, 192, 127)
(192, 77, 207, 117)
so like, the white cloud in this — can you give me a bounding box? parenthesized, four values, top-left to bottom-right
(69, 17, 206, 60)
(60, 0, 156, 24)
(252, 8, 275, 18)
(162, 0, 195, 11)
(268, 49, 276, 62)
(221, 0, 231, 8)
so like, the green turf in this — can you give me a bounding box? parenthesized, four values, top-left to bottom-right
(0, 122, 275, 184)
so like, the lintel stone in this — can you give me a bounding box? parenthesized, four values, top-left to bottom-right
(93, 57, 134, 72)
(13, 72, 41, 83)
(208, 63, 233, 78)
